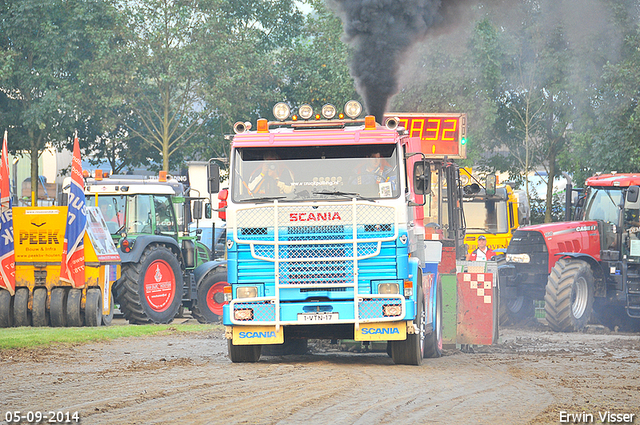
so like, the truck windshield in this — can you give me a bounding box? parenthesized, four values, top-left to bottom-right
(584, 187, 623, 223)
(463, 200, 508, 234)
(231, 144, 400, 202)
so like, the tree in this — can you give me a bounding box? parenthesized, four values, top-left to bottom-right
(0, 0, 116, 202)
(276, 0, 359, 111)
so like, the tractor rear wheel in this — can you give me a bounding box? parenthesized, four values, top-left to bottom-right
(228, 340, 262, 363)
(544, 258, 594, 332)
(116, 244, 183, 324)
(0, 289, 13, 327)
(85, 288, 102, 327)
(423, 282, 443, 358)
(13, 287, 30, 327)
(66, 288, 83, 327)
(32, 288, 48, 327)
(391, 283, 425, 365)
(191, 268, 227, 323)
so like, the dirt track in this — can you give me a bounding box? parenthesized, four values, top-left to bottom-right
(0, 322, 638, 425)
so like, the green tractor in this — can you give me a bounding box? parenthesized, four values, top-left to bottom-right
(84, 173, 227, 324)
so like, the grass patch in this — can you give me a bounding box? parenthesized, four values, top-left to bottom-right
(0, 323, 220, 350)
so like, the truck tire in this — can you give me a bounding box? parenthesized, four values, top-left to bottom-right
(499, 295, 535, 325)
(0, 289, 13, 327)
(391, 283, 425, 365)
(191, 268, 227, 323)
(228, 340, 262, 363)
(423, 282, 443, 358)
(13, 287, 30, 327)
(116, 244, 183, 324)
(66, 288, 83, 327)
(544, 258, 594, 332)
(50, 287, 68, 327)
(32, 287, 48, 327)
(85, 288, 102, 327)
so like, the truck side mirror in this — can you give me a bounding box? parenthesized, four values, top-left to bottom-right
(204, 203, 212, 219)
(413, 161, 431, 195)
(626, 186, 640, 209)
(193, 200, 203, 220)
(486, 173, 497, 196)
(207, 161, 220, 194)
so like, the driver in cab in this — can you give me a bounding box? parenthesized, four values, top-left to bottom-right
(247, 152, 294, 196)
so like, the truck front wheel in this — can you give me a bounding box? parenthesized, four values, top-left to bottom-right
(390, 283, 425, 365)
(228, 340, 262, 363)
(544, 258, 594, 332)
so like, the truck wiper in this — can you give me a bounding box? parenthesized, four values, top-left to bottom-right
(313, 190, 375, 201)
(241, 196, 286, 203)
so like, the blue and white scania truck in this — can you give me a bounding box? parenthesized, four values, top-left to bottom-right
(210, 101, 467, 365)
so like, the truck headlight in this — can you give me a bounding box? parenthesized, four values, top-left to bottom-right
(506, 253, 530, 263)
(236, 286, 258, 299)
(378, 283, 399, 295)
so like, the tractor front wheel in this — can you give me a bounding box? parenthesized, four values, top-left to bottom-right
(544, 258, 595, 332)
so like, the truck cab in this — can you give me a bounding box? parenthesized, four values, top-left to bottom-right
(219, 102, 467, 364)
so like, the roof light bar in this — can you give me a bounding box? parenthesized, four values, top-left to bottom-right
(273, 102, 290, 121)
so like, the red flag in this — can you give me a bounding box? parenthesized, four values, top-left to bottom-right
(60, 134, 86, 288)
(0, 130, 15, 295)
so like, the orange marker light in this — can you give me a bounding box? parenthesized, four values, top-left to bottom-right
(95, 169, 103, 181)
(364, 115, 377, 130)
(159, 171, 167, 182)
(257, 118, 269, 133)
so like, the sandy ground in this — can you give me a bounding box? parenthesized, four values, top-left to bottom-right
(0, 321, 638, 425)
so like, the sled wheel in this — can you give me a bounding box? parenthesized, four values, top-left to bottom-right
(85, 288, 103, 327)
(0, 289, 13, 327)
(13, 287, 31, 327)
(50, 287, 68, 327)
(102, 294, 114, 326)
(66, 288, 83, 327)
(32, 287, 49, 327)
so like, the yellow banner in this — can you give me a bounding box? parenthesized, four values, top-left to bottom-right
(232, 325, 284, 345)
(355, 321, 407, 341)
(13, 207, 67, 262)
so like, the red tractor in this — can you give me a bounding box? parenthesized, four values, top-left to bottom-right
(504, 173, 640, 332)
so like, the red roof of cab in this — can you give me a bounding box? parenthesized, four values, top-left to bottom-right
(232, 126, 399, 148)
(585, 173, 640, 187)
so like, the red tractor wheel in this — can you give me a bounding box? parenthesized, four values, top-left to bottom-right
(192, 267, 227, 324)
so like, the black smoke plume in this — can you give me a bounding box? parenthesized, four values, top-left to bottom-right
(327, 0, 459, 123)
